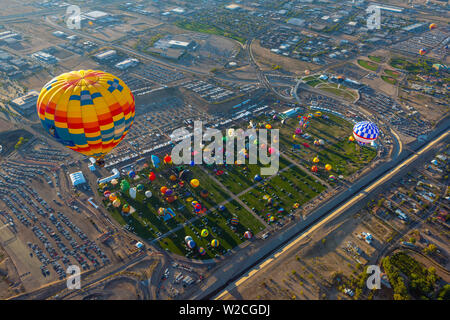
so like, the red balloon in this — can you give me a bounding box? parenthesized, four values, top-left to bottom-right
(149, 172, 156, 181)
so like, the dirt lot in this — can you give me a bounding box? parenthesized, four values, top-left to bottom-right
(223, 209, 396, 300)
(0, 129, 33, 158)
(251, 40, 319, 75)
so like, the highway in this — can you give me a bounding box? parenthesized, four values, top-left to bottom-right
(187, 116, 449, 300)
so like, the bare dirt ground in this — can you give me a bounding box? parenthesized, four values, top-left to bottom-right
(0, 0, 38, 16)
(251, 40, 319, 75)
(223, 209, 396, 300)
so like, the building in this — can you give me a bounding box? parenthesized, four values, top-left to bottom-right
(10, 91, 39, 115)
(168, 40, 196, 50)
(93, 49, 117, 61)
(287, 18, 305, 27)
(225, 4, 241, 10)
(115, 58, 139, 70)
(32, 51, 58, 64)
(69, 171, 87, 186)
(402, 23, 426, 33)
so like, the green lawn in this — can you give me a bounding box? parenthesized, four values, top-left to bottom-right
(384, 69, 401, 78)
(357, 59, 378, 72)
(368, 55, 383, 63)
(381, 75, 397, 85)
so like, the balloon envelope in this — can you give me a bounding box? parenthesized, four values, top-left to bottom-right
(37, 70, 135, 161)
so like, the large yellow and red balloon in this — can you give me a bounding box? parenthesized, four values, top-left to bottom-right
(37, 70, 135, 164)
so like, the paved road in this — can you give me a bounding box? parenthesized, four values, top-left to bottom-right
(188, 116, 449, 300)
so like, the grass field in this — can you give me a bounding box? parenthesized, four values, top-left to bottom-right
(368, 55, 383, 63)
(381, 75, 397, 85)
(357, 59, 379, 72)
(100, 111, 378, 259)
(384, 69, 401, 78)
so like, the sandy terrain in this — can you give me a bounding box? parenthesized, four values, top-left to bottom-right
(252, 40, 319, 75)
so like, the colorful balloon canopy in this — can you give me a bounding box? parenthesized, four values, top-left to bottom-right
(211, 239, 219, 248)
(348, 136, 355, 142)
(111, 179, 118, 185)
(419, 48, 427, 56)
(201, 229, 209, 237)
(230, 217, 239, 225)
(160, 186, 168, 194)
(128, 170, 136, 179)
(265, 124, 272, 129)
(137, 184, 144, 191)
(313, 156, 320, 163)
(244, 231, 252, 239)
(109, 193, 117, 202)
(163, 154, 172, 164)
(151, 155, 160, 168)
(311, 165, 318, 173)
(122, 204, 130, 213)
(352, 121, 379, 145)
(429, 23, 437, 30)
(36, 70, 135, 164)
(129, 187, 136, 199)
(190, 179, 200, 188)
(112, 199, 121, 207)
(329, 175, 336, 182)
(149, 172, 156, 181)
(325, 164, 332, 171)
(104, 190, 111, 198)
(120, 180, 130, 192)
(198, 247, 206, 255)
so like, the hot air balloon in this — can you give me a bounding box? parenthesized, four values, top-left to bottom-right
(293, 203, 300, 209)
(244, 231, 252, 239)
(158, 207, 166, 216)
(198, 247, 206, 255)
(314, 111, 322, 117)
(187, 240, 196, 249)
(218, 205, 226, 212)
(37, 70, 134, 167)
(325, 164, 332, 171)
(348, 136, 355, 142)
(227, 128, 235, 137)
(137, 184, 144, 192)
(159, 186, 167, 194)
(318, 139, 325, 146)
(295, 128, 302, 135)
(313, 156, 320, 163)
(112, 199, 121, 207)
(190, 179, 200, 188)
(201, 229, 209, 237)
(268, 215, 275, 222)
(352, 121, 379, 145)
(311, 165, 318, 173)
(314, 140, 320, 146)
(122, 204, 130, 214)
(304, 69, 310, 75)
(120, 180, 130, 192)
(429, 23, 437, 30)
(151, 155, 160, 168)
(104, 190, 111, 198)
(265, 124, 272, 129)
(200, 190, 209, 198)
(129, 187, 136, 199)
(145, 190, 152, 198)
(254, 174, 262, 182)
(109, 193, 117, 202)
(163, 154, 172, 164)
(329, 175, 336, 182)
(211, 239, 219, 248)
(149, 172, 156, 182)
(419, 48, 427, 56)
(230, 217, 239, 225)
(111, 179, 118, 186)
(169, 175, 177, 181)
(128, 170, 136, 179)
(165, 188, 173, 196)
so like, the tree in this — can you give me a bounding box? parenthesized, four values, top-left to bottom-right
(423, 244, 437, 255)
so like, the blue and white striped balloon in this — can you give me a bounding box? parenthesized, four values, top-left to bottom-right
(353, 121, 379, 145)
